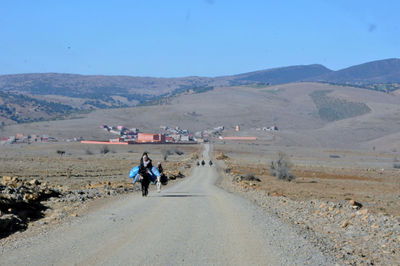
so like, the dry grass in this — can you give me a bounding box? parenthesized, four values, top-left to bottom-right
(225, 161, 400, 216)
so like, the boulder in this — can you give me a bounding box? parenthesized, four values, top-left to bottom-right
(0, 214, 26, 236)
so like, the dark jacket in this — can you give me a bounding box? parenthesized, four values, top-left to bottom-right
(139, 158, 153, 176)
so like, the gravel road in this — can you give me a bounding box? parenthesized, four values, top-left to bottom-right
(0, 145, 334, 265)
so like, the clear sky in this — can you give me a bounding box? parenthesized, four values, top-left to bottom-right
(1, 0, 399, 77)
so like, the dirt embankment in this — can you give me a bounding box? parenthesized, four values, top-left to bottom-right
(215, 152, 400, 266)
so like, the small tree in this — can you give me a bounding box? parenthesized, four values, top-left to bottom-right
(175, 149, 184, 155)
(270, 152, 295, 181)
(56, 150, 66, 156)
(100, 145, 110, 154)
(162, 149, 173, 161)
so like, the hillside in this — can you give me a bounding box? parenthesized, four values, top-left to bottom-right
(228, 64, 332, 85)
(0, 92, 76, 125)
(309, 58, 400, 84)
(1, 58, 399, 125)
(0, 64, 333, 98)
(3, 82, 400, 151)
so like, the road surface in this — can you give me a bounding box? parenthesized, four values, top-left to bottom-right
(0, 144, 333, 265)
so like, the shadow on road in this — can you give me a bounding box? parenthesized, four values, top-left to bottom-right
(151, 194, 206, 198)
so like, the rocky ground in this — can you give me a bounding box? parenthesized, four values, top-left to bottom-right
(0, 143, 200, 240)
(215, 153, 400, 265)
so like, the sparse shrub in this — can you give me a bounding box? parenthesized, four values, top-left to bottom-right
(85, 149, 93, 155)
(393, 163, 400, 169)
(175, 149, 184, 155)
(270, 152, 295, 181)
(100, 145, 110, 154)
(241, 174, 261, 182)
(162, 149, 174, 161)
(216, 152, 229, 160)
(190, 153, 199, 160)
(56, 150, 65, 156)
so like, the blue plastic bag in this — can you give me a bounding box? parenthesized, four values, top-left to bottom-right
(129, 165, 139, 178)
(129, 165, 160, 183)
(148, 166, 160, 183)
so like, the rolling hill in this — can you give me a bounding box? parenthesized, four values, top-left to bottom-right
(0, 58, 399, 125)
(308, 58, 400, 84)
(2, 82, 400, 151)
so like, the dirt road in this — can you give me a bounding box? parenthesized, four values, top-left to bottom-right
(0, 145, 333, 265)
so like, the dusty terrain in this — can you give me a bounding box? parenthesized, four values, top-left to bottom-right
(215, 143, 400, 216)
(214, 144, 400, 265)
(0, 145, 334, 265)
(0, 142, 200, 238)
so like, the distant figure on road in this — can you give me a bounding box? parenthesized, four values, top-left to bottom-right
(196, 161, 200, 166)
(201, 160, 205, 166)
(209, 160, 213, 166)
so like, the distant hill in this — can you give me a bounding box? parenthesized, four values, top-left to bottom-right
(0, 58, 399, 125)
(228, 64, 332, 85)
(309, 58, 400, 84)
(0, 73, 218, 97)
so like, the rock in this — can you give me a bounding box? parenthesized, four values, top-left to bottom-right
(28, 179, 40, 186)
(356, 209, 369, 215)
(2, 176, 12, 182)
(349, 200, 362, 208)
(341, 220, 350, 228)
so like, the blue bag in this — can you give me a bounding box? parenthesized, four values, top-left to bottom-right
(147, 166, 160, 183)
(129, 166, 140, 183)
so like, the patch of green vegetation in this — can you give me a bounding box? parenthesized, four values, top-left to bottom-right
(310, 90, 371, 122)
(193, 86, 214, 94)
(262, 88, 282, 94)
(244, 83, 271, 89)
(315, 82, 400, 93)
(138, 86, 214, 107)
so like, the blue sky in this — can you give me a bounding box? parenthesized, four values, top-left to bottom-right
(1, 0, 399, 77)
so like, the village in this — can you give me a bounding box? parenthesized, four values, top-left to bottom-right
(0, 133, 60, 145)
(0, 124, 278, 146)
(84, 124, 198, 144)
(81, 124, 278, 145)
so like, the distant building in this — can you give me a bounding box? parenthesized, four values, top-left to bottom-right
(165, 136, 174, 143)
(181, 135, 190, 142)
(137, 133, 165, 143)
(16, 133, 24, 140)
